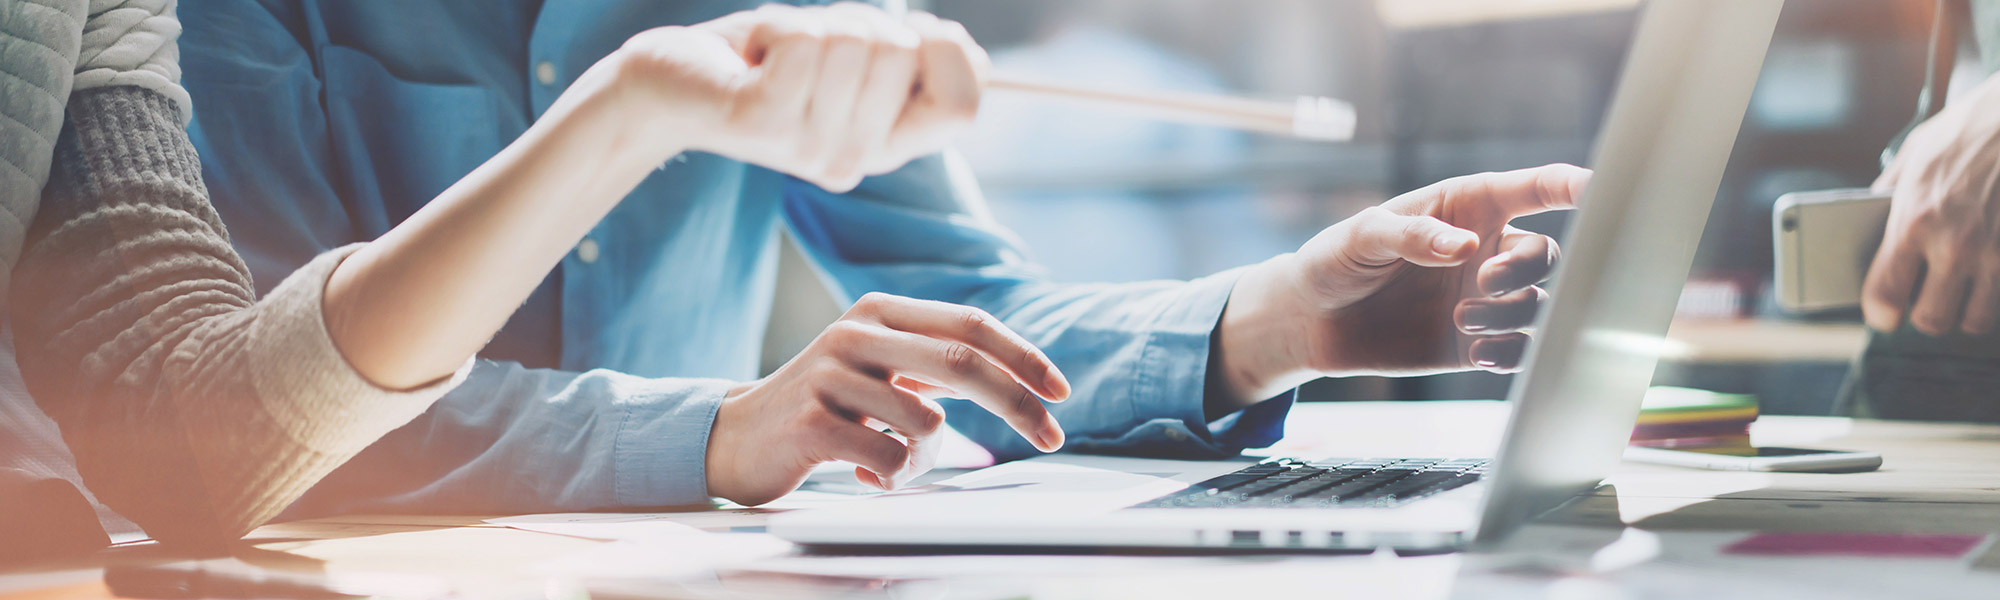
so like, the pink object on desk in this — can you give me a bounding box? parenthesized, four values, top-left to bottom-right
(1723, 533, 1988, 558)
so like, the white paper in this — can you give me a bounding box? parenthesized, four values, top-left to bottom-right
(486, 511, 773, 541)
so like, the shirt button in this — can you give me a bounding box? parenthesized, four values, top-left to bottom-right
(576, 238, 600, 264)
(535, 61, 558, 86)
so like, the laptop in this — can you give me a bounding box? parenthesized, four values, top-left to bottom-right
(771, 0, 1784, 552)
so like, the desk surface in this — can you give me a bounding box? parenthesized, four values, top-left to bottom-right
(5, 401, 1997, 599)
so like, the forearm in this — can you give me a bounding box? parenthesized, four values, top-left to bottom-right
(325, 51, 682, 389)
(13, 87, 462, 546)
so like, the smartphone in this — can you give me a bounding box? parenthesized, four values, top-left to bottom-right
(1772, 188, 1892, 313)
(1624, 445, 1882, 473)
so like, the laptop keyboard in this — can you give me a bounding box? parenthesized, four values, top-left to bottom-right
(1132, 458, 1488, 509)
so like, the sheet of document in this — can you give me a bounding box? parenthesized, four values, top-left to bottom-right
(485, 511, 778, 539)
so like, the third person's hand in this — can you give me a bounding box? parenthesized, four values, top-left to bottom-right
(1864, 72, 2000, 336)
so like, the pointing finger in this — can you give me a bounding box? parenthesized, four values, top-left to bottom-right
(1403, 164, 1590, 221)
(1343, 207, 1479, 269)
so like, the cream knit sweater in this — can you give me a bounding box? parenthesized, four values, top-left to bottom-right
(6, 2, 467, 548)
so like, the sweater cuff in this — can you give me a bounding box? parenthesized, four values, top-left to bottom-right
(247, 244, 471, 456)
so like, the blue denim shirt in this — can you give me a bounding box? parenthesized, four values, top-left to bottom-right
(178, 0, 1293, 516)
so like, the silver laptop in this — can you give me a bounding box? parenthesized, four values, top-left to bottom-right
(771, 0, 1783, 552)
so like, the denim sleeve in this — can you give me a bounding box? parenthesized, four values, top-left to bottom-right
(281, 361, 729, 518)
(780, 153, 1293, 463)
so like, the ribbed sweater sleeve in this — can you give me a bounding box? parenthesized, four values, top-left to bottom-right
(10, 86, 468, 548)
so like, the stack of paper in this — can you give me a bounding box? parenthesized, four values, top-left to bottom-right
(1630, 386, 1758, 448)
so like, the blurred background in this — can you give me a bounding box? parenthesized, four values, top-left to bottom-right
(764, 0, 1945, 416)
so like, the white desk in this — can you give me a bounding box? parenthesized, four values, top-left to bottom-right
(5, 401, 1998, 599)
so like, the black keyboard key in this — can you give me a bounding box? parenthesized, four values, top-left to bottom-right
(1236, 480, 1305, 498)
(1352, 472, 1459, 501)
(1428, 472, 1481, 493)
(1303, 474, 1404, 503)
(1275, 469, 1374, 502)
(1130, 458, 1487, 509)
(1190, 474, 1270, 494)
(1345, 473, 1487, 506)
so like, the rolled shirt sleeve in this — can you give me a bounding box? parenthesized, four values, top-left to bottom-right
(283, 364, 731, 518)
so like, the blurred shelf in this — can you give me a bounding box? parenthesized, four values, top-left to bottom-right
(1662, 319, 1867, 364)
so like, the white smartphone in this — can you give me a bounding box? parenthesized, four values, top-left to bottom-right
(1772, 188, 1892, 313)
(1624, 445, 1883, 473)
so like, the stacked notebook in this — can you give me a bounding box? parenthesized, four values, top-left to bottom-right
(1630, 386, 1758, 448)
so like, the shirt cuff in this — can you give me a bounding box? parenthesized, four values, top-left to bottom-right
(1127, 266, 1296, 456)
(248, 244, 472, 457)
(1207, 389, 1295, 450)
(609, 377, 732, 508)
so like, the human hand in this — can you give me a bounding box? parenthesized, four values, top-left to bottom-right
(1213, 165, 1589, 403)
(705, 293, 1070, 506)
(1863, 73, 2000, 335)
(606, 3, 987, 192)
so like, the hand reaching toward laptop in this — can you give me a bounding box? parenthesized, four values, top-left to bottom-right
(706, 293, 1070, 506)
(1211, 164, 1590, 405)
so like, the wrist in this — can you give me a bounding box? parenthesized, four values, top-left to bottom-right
(1211, 254, 1321, 409)
(577, 47, 698, 168)
(704, 388, 749, 503)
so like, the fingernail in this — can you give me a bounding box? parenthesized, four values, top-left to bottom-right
(1433, 232, 1474, 256)
(1473, 359, 1500, 369)
(1038, 424, 1065, 452)
(1483, 262, 1511, 297)
(1043, 371, 1071, 402)
(1460, 305, 1491, 331)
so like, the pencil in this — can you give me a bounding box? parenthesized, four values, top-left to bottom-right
(985, 73, 1356, 142)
